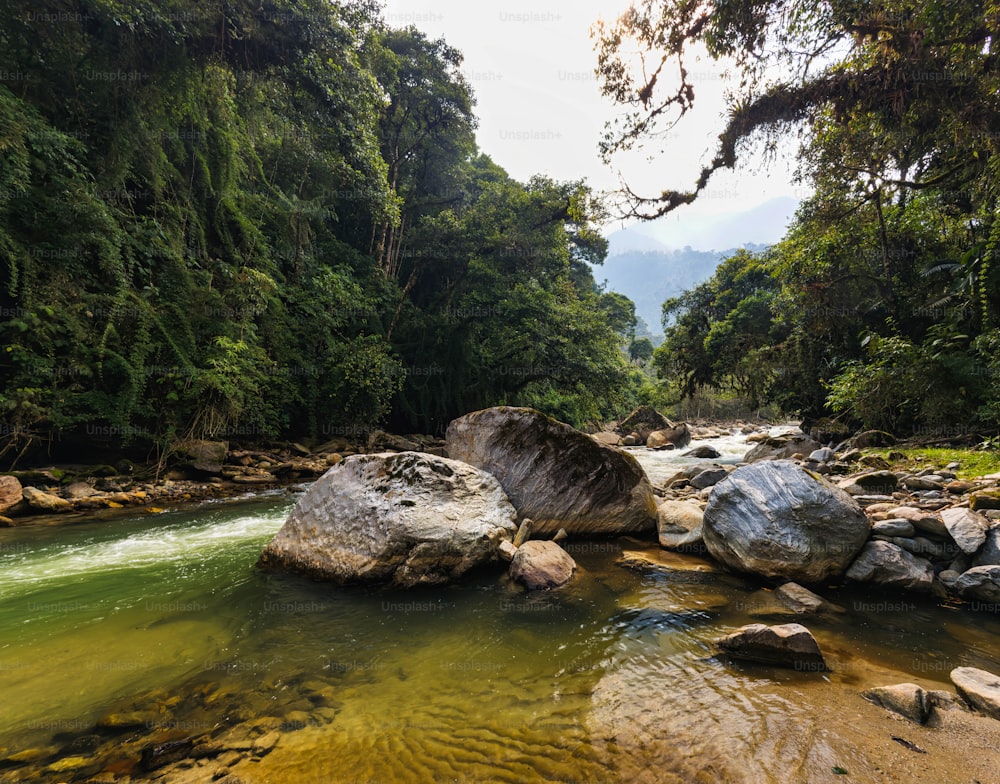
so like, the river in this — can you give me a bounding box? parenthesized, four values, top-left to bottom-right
(3, 430, 1000, 782)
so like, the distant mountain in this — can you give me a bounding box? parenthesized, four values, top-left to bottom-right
(598, 196, 798, 333)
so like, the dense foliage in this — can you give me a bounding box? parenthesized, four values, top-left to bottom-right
(596, 0, 1000, 436)
(0, 0, 637, 465)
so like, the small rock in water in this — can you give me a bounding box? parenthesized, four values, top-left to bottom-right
(509, 540, 576, 590)
(716, 622, 828, 671)
(862, 683, 931, 724)
(773, 582, 843, 614)
(950, 667, 1000, 721)
(141, 738, 195, 772)
(684, 445, 721, 459)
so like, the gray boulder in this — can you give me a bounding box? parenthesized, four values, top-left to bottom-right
(258, 452, 517, 588)
(716, 623, 827, 671)
(953, 565, 1000, 603)
(940, 507, 990, 554)
(657, 500, 704, 549)
(689, 467, 729, 490)
(684, 445, 721, 459)
(871, 519, 916, 538)
(509, 540, 576, 590)
(173, 439, 228, 475)
(445, 407, 657, 536)
(743, 434, 821, 463)
(837, 471, 898, 496)
(845, 541, 935, 592)
(973, 528, 1000, 567)
(702, 461, 870, 582)
(951, 667, 1000, 720)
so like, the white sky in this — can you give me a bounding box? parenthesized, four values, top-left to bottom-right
(379, 0, 807, 238)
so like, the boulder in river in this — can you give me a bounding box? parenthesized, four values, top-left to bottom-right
(657, 500, 704, 550)
(716, 622, 828, 671)
(845, 541, 935, 592)
(445, 407, 657, 536)
(702, 460, 870, 583)
(257, 452, 517, 588)
(509, 540, 576, 590)
(743, 433, 821, 463)
(0, 475, 23, 515)
(683, 445, 721, 459)
(647, 423, 691, 450)
(951, 667, 1000, 721)
(614, 405, 672, 442)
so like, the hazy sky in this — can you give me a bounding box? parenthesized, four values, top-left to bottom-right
(379, 0, 806, 242)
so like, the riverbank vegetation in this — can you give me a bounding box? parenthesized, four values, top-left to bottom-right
(597, 0, 1000, 439)
(0, 0, 639, 468)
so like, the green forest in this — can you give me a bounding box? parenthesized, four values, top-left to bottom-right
(597, 0, 1000, 439)
(0, 0, 641, 466)
(3, 0, 1000, 469)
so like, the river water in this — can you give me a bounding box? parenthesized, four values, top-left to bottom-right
(3, 431, 1000, 783)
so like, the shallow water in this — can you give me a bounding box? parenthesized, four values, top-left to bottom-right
(2, 435, 1000, 783)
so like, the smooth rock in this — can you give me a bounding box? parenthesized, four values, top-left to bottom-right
(498, 540, 517, 562)
(953, 565, 1000, 603)
(22, 486, 71, 512)
(889, 506, 948, 537)
(845, 541, 935, 592)
(951, 667, 1000, 720)
(657, 500, 704, 549)
(871, 519, 916, 538)
(702, 461, 870, 583)
(689, 467, 729, 490)
(716, 623, 827, 670)
(862, 683, 931, 724)
(591, 431, 622, 446)
(647, 423, 692, 450)
(445, 407, 657, 536)
(258, 452, 517, 588)
(684, 445, 721, 459)
(743, 434, 821, 463)
(838, 471, 898, 496)
(902, 475, 946, 491)
(940, 507, 990, 554)
(773, 582, 843, 614)
(0, 475, 23, 514)
(509, 540, 576, 590)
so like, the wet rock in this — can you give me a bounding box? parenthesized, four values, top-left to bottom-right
(953, 565, 1000, 602)
(951, 667, 1000, 721)
(862, 683, 931, 724)
(743, 434, 821, 463)
(683, 445, 721, 459)
(689, 467, 729, 490)
(445, 407, 657, 536)
(174, 439, 228, 475)
(615, 405, 672, 442)
(258, 452, 517, 588)
(647, 423, 692, 450)
(96, 710, 160, 731)
(0, 475, 24, 514)
(716, 622, 827, 671)
(22, 486, 71, 512)
(141, 738, 195, 771)
(871, 519, 916, 538)
(702, 461, 870, 583)
(940, 507, 989, 554)
(509, 540, 576, 590)
(845, 541, 935, 592)
(773, 582, 843, 614)
(657, 500, 704, 549)
(252, 730, 280, 756)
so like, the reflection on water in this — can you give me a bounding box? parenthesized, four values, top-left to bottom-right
(1, 436, 1000, 782)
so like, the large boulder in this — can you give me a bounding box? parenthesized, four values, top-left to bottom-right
(173, 439, 228, 475)
(445, 407, 657, 536)
(716, 623, 827, 671)
(845, 541, 935, 592)
(257, 452, 517, 588)
(615, 405, 671, 442)
(0, 475, 23, 515)
(509, 540, 576, 590)
(743, 433, 821, 463)
(702, 461, 870, 582)
(647, 423, 692, 450)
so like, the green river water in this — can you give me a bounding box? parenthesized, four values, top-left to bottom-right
(3, 445, 1000, 783)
